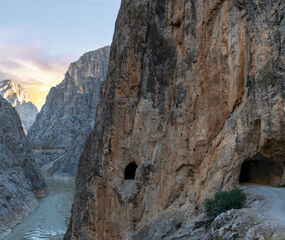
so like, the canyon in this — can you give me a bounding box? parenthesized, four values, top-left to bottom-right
(0, 95, 46, 239)
(1, 46, 110, 239)
(65, 0, 285, 239)
(28, 46, 110, 177)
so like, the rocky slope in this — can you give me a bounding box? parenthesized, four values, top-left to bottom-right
(66, 0, 285, 239)
(208, 185, 285, 239)
(0, 95, 47, 239)
(28, 46, 110, 176)
(0, 80, 38, 133)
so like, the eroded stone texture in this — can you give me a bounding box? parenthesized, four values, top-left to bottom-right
(28, 46, 110, 176)
(66, 0, 285, 239)
(209, 185, 285, 240)
(0, 96, 47, 239)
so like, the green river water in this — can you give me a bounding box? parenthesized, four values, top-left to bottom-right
(5, 177, 74, 240)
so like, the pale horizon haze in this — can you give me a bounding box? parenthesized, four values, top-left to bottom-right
(0, 0, 121, 109)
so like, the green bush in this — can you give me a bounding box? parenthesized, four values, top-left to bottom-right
(246, 74, 255, 87)
(204, 188, 246, 226)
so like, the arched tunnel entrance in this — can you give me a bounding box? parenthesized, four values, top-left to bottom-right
(239, 154, 284, 186)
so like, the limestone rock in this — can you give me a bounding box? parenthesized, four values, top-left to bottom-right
(126, 185, 285, 240)
(0, 95, 47, 239)
(66, 0, 285, 239)
(209, 185, 285, 240)
(28, 46, 110, 177)
(0, 79, 38, 133)
(126, 211, 208, 240)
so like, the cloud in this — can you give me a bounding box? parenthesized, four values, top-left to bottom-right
(0, 30, 74, 109)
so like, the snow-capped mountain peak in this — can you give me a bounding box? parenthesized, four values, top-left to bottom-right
(0, 80, 30, 107)
(0, 79, 38, 133)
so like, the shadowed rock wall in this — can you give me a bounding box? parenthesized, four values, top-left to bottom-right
(66, 0, 285, 239)
(0, 96, 47, 238)
(28, 46, 110, 176)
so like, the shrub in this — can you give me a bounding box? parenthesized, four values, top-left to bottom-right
(204, 188, 246, 226)
(246, 74, 255, 87)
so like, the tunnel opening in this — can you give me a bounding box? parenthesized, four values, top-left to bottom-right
(124, 162, 138, 180)
(239, 156, 284, 186)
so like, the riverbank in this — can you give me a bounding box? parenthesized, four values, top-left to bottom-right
(4, 177, 74, 240)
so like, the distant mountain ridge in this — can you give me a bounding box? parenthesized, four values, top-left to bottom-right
(28, 46, 110, 176)
(0, 80, 38, 133)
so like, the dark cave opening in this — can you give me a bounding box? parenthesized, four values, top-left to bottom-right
(239, 157, 284, 186)
(124, 162, 138, 180)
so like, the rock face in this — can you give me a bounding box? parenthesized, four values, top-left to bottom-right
(66, 0, 285, 239)
(0, 80, 38, 133)
(28, 46, 110, 176)
(0, 95, 47, 239)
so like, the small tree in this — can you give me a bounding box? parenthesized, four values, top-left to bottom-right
(204, 188, 246, 226)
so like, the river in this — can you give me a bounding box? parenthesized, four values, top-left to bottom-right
(5, 177, 74, 240)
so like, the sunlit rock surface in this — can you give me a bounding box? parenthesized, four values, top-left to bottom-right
(0, 95, 47, 239)
(0, 79, 38, 133)
(28, 46, 110, 177)
(66, 0, 285, 239)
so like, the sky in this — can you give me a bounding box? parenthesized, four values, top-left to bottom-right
(0, 0, 121, 109)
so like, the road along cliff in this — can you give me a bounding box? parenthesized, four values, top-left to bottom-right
(65, 0, 285, 239)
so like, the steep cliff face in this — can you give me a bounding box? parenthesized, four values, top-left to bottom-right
(66, 0, 285, 239)
(0, 96, 47, 239)
(0, 80, 38, 133)
(28, 46, 110, 176)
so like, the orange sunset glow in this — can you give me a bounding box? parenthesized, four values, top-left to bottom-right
(0, 40, 73, 109)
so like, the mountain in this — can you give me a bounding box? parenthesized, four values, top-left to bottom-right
(28, 46, 110, 177)
(65, 0, 285, 239)
(0, 95, 47, 239)
(0, 80, 38, 133)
